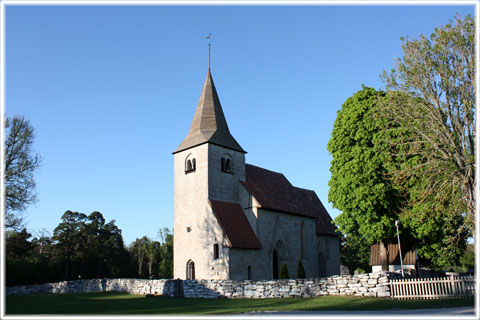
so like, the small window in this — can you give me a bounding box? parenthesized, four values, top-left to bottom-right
(221, 154, 233, 173)
(221, 158, 225, 172)
(186, 260, 195, 280)
(247, 266, 252, 280)
(185, 154, 196, 174)
(213, 243, 219, 260)
(225, 159, 231, 172)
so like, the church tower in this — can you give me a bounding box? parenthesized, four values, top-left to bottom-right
(173, 70, 246, 279)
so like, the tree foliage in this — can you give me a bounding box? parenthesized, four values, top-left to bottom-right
(127, 228, 173, 279)
(381, 14, 475, 235)
(329, 86, 466, 269)
(328, 87, 402, 244)
(157, 227, 174, 279)
(4, 116, 41, 230)
(52, 210, 130, 280)
(340, 234, 371, 274)
(6, 209, 174, 285)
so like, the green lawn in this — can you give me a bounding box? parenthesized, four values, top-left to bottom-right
(6, 292, 474, 315)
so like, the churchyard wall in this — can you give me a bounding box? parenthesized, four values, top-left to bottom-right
(6, 272, 393, 298)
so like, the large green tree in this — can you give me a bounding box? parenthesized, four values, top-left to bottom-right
(328, 87, 402, 244)
(4, 115, 41, 230)
(381, 14, 475, 235)
(52, 210, 129, 280)
(328, 87, 465, 269)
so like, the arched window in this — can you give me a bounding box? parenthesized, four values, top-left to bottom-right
(221, 154, 233, 173)
(185, 154, 196, 173)
(247, 266, 252, 280)
(225, 159, 231, 172)
(213, 244, 219, 260)
(186, 260, 195, 280)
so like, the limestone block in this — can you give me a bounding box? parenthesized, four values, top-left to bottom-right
(375, 285, 390, 293)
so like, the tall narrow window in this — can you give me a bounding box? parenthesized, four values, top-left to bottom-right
(192, 158, 196, 170)
(213, 244, 219, 260)
(221, 158, 225, 172)
(186, 160, 192, 171)
(186, 260, 195, 279)
(247, 266, 252, 280)
(272, 249, 279, 279)
(225, 159, 231, 172)
(300, 222, 306, 258)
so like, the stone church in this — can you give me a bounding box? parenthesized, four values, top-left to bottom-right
(173, 69, 340, 280)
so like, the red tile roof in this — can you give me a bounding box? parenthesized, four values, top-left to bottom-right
(209, 200, 262, 249)
(241, 164, 340, 236)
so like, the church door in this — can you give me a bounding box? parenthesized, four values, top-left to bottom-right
(272, 249, 279, 279)
(186, 260, 195, 280)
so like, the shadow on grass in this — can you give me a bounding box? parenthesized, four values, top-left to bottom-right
(6, 292, 475, 315)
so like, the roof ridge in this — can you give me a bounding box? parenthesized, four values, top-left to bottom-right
(292, 185, 315, 193)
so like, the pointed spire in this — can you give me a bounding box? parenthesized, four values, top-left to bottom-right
(174, 71, 246, 154)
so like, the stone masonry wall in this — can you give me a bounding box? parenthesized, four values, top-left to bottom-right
(6, 272, 392, 298)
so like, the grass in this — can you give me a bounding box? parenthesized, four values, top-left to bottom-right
(6, 292, 474, 315)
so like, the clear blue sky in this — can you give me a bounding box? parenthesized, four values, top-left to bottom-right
(5, 3, 475, 245)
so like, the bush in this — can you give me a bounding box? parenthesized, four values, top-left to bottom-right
(297, 257, 306, 278)
(280, 263, 289, 279)
(354, 268, 366, 275)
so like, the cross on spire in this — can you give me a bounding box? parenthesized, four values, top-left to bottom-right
(206, 33, 211, 71)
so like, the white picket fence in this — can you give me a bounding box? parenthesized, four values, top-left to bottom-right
(390, 276, 475, 299)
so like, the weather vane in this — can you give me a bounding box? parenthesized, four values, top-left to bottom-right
(206, 33, 211, 71)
